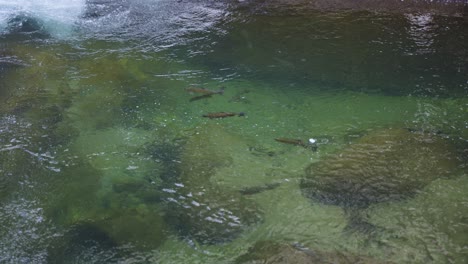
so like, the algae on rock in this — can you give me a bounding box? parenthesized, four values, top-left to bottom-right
(235, 240, 395, 264)
(301, 128, 461, 208)
(161, 124, 263, 244)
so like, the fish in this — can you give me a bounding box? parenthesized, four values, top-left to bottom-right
(275, 138, 307, 147)
(275, 138, 317, 151)
(186, 86, 225, 95)
(238, 182, 281, 195)
(202, 112, 245, 119)
(189, 93, 213, 102)
(229, 89, 250, 103)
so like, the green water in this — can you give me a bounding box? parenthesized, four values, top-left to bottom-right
(1, 3, 467, 264)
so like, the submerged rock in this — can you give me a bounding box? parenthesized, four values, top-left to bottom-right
(161, 124, 262, 244)
(178, 124, 236, 183)
(233, 0, 467, 16)
(6, 14, 49, 38)
(46, 222, 120, 264)
(146, 141, 183, 184)
(301, 128, 460, 208)
(235, 240, 394, 264)
(47, 209, 167, 262)
(50, 189, 167, 252)
(45, 160, 103, 224)
(163, 184, 261, 245)
(95, 208, 167, 250)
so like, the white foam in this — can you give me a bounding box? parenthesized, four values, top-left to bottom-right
(0, 0, 86, 38)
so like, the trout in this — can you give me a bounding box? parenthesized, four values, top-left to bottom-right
(275, 138, 307, 147)
(202, 112, 245, 119)
(275, 138, 318, 151)
(189, 93, 213, 102)
(238, 182, 281, 195)
(186, 86, 224, 95)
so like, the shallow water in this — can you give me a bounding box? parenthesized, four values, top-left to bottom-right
(0, 1, 467, 263)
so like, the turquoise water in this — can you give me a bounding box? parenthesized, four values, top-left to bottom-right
(0, 1, 467, 263)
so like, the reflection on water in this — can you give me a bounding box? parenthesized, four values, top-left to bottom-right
(80, 0, 229, 47)
(0, 1, 467, 263)
(405, 13, 435, 55)
(0, 199, 51, 263)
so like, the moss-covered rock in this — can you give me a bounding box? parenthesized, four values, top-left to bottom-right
(235, 240, 394, 264)
(0, 115, 65, 202)
(96, 208, 167, 250)
(179, 124, 236, 184)
(234, 0, 466, 15)
(47, 206, 167, 262)
(161, 124, 262, 244)
(145, 141, 184, 184)
(0, 147, 47, 201)
(46, 222, 120, 264)
(109, 176, 162, 205)
(45, 160, 103, 225)
(0, 43, 79, 148)
(163, 183, 261, 245)
(301, 128, 461, 208)
(46, 168, 167, 251)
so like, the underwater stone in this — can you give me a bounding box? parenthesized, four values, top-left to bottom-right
(0, 148, 48, 201)
(45, 160, 103, 225)
(6, 14, 46, 35)
(43, 157, 167, 251)
(235, 240, 395, 264)
(179, 124, 235, 183)
(162, 124, 262, 244)
(96, 208, 167, 250)
(301, 128, 460, 208)
(163, 184, 261, 245)
(146, 141, 183, 184)
(47, 213, 166, 261)
(110, 176, 162, 204)
(46, 222, 120, 264)
(112, 177, 148, 193)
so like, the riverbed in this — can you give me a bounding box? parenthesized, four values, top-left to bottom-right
(0, 1, 467, 263)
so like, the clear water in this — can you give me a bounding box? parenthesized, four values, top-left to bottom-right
(0, 1, 467, 263)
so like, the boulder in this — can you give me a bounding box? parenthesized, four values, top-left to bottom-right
(163, 184, 261, 245)
(235, 240, 394, 264)
(301, 128, 460, 208)
(162, 124, 262, 244)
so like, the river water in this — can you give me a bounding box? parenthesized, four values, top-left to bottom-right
(0, 1, 467, 263)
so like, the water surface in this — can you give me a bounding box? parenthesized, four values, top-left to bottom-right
(0, 1, 467, 263)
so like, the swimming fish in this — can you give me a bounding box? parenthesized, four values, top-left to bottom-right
(229, 89, 250, 103)
(238, 182, 281, 195)
(202, 112, 245, 119)
(186, 86, 225, 95)
(275, 138, 317, 151)
(189, 94, 213, 102)
(275, 138, 307, 147)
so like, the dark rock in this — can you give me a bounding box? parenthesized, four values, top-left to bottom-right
(96, 209, 167, 250)
(5, 14, 49, 39)
(112, 177, 147, 193)
(301, 128, 460, 208)
(47, 222, 121, 264)
(7, 14, 44, 33)
(110, 176, 162, 204)
(146, 141, 183, 183)
(234, 0, 467, 15)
